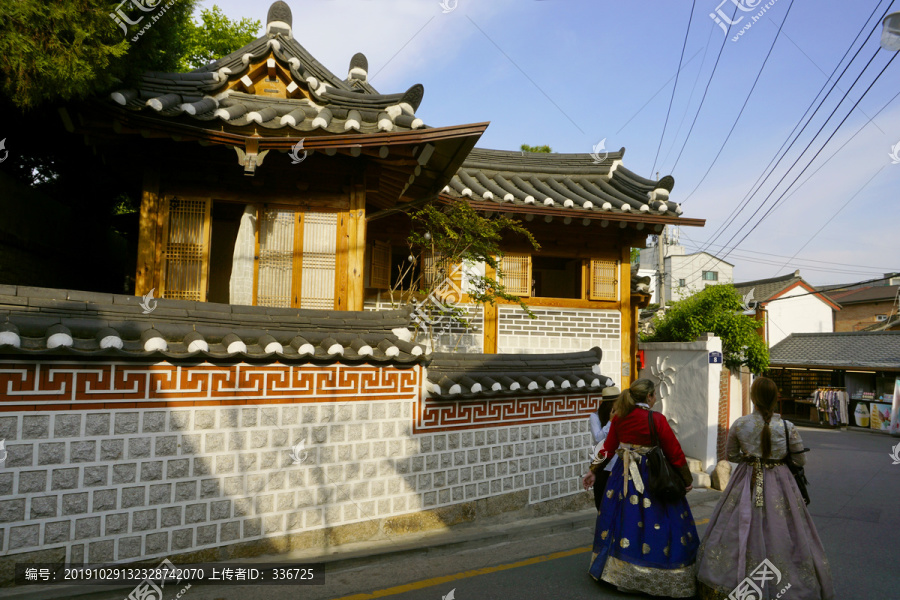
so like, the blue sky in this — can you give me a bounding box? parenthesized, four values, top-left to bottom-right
(204, 0, 900, 287)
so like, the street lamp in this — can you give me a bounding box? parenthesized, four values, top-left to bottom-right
(881, 12, 900, 51)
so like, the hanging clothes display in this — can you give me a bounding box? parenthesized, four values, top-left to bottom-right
(810, 388, 849, 426)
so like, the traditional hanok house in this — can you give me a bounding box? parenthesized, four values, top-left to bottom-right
(70, 0, 487, 313)
(0, 1, 706, 571)
(367, 149, 703, 381)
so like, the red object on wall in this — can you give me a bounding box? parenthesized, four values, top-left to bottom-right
(637, 350, 645, 371)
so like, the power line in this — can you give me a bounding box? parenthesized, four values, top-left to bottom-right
(669, 3, 739, 172)
(651, 0, 697, 176)
(681, 0, 795, 203)
(770, 165, 887, 276)
(679, 234, 897, 271)
(693, 0, 891, 256)
(715, 50, 898, 263)
(661, 25, 716, 168)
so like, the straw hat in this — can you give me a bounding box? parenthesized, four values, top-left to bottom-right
(600, 386, 620, 401)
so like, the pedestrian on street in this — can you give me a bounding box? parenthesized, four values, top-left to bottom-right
(582, 378, 697, 597)
(588, 385, 619, 512)
(695, 377, 835, 599)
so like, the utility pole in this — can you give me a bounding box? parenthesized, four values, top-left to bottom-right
(658, 225, 667, 308)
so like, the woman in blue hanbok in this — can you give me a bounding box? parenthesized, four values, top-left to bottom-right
(582, 378, 697, 597)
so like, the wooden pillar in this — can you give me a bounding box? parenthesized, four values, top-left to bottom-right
(135, 168, 161, 296)
(619, 246, 634, 386)
(483, 263, 499, 353)
(334, 205, 350, 311)
(347, 182, 366, 311)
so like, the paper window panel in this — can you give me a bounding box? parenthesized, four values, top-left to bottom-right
(257, 208, 295, 308)
(370, 240, 391, 290)
(162, 197, 211, 301)
(500, 253, 531, 297)
(589, 258, 619, 301)
(300, 212, 337, 309)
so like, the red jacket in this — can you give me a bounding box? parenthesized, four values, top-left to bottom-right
(601, 406, 688, 469)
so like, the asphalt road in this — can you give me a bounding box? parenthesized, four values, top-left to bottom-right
(6, 426, 897, 600)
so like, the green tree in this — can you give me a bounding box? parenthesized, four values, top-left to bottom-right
(178, 6, 260, 71)
(645, 284, 769, 373)
(0, 0, 199, 111)
(390, 201, 540, 344)
(520, 144, 552, 153)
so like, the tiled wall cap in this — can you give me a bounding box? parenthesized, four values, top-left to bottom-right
(290, 336, 315, 355)
(321, 337, 344, 356)
(183, 331, 209, 353)
(258, 334, 284, 354)
(141, 329, 168, 352)
(46, 324, 74, 349)
(96, 327, 123, 350)
(0, 323, 21, 348)
(222, 333, 247, 354)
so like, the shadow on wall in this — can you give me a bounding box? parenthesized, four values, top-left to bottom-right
(0, 364, 593, 583)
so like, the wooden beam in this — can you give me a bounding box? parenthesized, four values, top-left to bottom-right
(165, 184, 350, 209)
(619, 246, 634, 386)
(135, 167, 161, 296)
(292, 212, 304, 307)
(483, 262, 498, 354)
(347, 182, 366, 311)
(334, 198, 351, 310)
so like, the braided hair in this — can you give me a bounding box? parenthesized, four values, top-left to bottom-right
(750, 377, 779, 459)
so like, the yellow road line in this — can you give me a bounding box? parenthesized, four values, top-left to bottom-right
(330, 546, 591, 600)
(330, 518, 710, 600)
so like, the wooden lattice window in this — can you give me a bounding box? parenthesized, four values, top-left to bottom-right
(369, 241, 391, 290)
(256, 208, 295, 308)
(161, 196, 211, 301)
(421, 252, 454, 291)
(299, 212, 337, 309)
(500, 253, 531, 297)
(589, 258, 619, 301)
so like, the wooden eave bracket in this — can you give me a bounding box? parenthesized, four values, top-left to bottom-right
(234, 138, 269, 176)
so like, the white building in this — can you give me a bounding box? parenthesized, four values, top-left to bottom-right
(638, 237, 733, 305)
(734, 270, 840, 348)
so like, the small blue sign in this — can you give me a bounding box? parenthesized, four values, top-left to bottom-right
(709, 351, 723, 364)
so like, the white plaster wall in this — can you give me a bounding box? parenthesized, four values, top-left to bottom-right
(638, 337, 722, 470)
(668, 254, 734, 303)
(729, 369, 744, 423)
(765, 287, 833, 347)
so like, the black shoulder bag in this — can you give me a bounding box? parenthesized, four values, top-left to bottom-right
(783, 420, 811, 505)
(646, 410, 688, 503)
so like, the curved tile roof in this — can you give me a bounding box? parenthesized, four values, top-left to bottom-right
(769, 331, 900, 370)
(443, 148, 681, 219)
(426, 347, 614, 400)
(0, 286, 423, 363)
(110, 18, 426, 135)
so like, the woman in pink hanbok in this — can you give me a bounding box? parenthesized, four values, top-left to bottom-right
(696, 377, 834, 600)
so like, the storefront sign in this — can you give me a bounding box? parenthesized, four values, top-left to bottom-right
(870, 402, 892, 431)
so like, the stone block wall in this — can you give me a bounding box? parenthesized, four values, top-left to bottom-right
(498, 307, 621, 379)
(0, 361, 596, 566)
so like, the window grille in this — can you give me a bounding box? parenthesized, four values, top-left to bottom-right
(256, 208, 295, 308)
(589, 259, 619, 301)
(500, 253, 531, 297)
(162, 197, 211, 302)
(299, 212, 337, 309)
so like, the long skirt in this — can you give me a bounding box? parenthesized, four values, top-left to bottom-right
(589, 454, 698, 597)
(696, 462, 835, 600)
